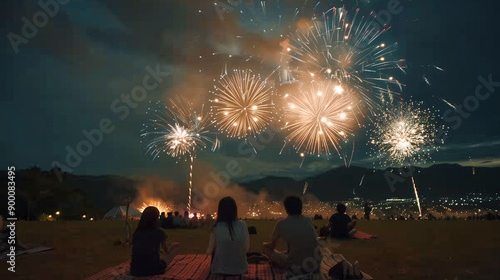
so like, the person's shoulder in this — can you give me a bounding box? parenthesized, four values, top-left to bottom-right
(276, 217, 288, 225)
(156, 227, 167, 237)
(300, 215, 314, 224)
(236, 220, 247, 227)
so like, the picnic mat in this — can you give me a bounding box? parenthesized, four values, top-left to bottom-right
(86, 254, 286, 280)
(353, 231, 377, 240)
(319, 248, 373, 280)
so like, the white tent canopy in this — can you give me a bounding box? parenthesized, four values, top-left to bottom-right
(103, 206, 141, 220)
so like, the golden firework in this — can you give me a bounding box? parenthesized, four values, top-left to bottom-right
(211, 69, 275, 138)
(281, 81, 356, 156)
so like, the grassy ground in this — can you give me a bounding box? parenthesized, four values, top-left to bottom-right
(1, 220, 499, 279)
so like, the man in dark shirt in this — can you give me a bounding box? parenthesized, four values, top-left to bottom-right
(159, 212, 167, 229)
(263, 196, 322, 277)
(329, 203, 357, 238)
(164, 212, 174, 229)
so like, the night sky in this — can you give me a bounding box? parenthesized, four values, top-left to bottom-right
(2, 0, 500, 183)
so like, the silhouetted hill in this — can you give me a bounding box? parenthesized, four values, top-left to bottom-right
(237, 165, 500, 201)
(0, 168, 136, 220)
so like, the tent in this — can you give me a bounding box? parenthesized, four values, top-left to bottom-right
(103, 206, 142, 220)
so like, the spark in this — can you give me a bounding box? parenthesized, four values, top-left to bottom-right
(439, 98, 457, 110)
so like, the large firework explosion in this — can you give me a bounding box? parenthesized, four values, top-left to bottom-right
(281, 81, 356, 156)
(283, 7, 406, 114)
(368, 101, 445, 167)
(210, 69, 276, 139)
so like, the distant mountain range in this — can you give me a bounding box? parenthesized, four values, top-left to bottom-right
(236, 164, 500, 201)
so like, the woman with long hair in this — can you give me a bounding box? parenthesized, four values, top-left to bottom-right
(130, 206, 180, 277)
(206, 197, 249, 275)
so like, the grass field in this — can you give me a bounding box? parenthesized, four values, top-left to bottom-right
(1, 220, 499, 279)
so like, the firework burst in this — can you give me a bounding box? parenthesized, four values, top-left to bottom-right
(138, 200, 171, 214)
(141, 97, 217, 160)
(284, 7, 406, 113)
(281, 81, 356, 156)
(141, 96, 219, 210)
(369, 101, 445, 166)
(210, 69, 275, 139)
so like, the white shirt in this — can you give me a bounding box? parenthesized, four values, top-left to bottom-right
(207, 220, 249, 275)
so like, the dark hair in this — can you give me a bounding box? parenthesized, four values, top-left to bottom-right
(215, 197, 238, 240)
(160, 212, 165, 216)
(284, 195, 302, 215)
(174, 211, 179, 216)
(336, 203, 347, 214)
(136, 206, 160, 232)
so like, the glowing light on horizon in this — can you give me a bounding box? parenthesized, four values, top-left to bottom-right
(139, 200, 171, 215)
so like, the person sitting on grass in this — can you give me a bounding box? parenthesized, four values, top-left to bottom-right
(164, 212, 174, 229)
(181, 210, 190, 228)
(159, 212, 167, 228)
(329, 203, 357, 239)
(262, 195, 322, 277)
(207, 197, 249, 275)
(191, 213, 201, 228)
(172, 211, 181, 228)
(131, 206, 180, 277)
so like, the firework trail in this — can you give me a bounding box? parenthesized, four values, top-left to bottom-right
(299, 152, 306, 168)
(423, 75, 431, 86)
(439, 98, 457, 110)
(211, 69, 275, 140)
(359, 174, 365, 186)
(303, 181, 309, 194)
(411, 176, 422, 217)
(284, 7, 406, 114)
(281, 81, 356, 156)
(354, 174, 365, 196)
(141, 97, 219, 210)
